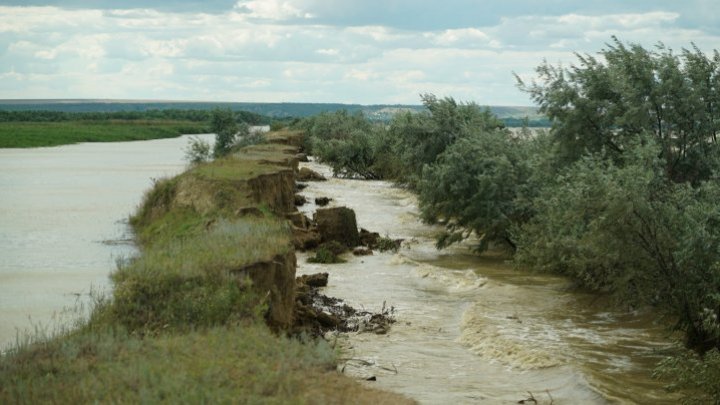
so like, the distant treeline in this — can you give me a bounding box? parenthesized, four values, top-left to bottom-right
(0, 101, 546, 126)
(0, 109, 273, 125)
(501, 117, 550, 127)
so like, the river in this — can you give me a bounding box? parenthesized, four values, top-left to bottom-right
(296, 160, 680, 404)
(1, 138, 679, 403)
(0, 134, 214, 350)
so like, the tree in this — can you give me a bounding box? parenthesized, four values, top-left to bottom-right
(210, 108, 239, 158)
(517, 37, 720, 184)
(419, 129, 539, 251)
(389, 94, 504, 189)
(295, 110, 372, 155)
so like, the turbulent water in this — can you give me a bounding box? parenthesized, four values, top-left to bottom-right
(1, 137, 681, 402)
(296, 160, 680, 404)
(0, 135, 214, 350)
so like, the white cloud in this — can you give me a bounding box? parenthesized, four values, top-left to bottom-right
(429, 28, 490, 46)
(316, 48, 338, 55)
(234, 0, 313, 20)
(0, 5, 718, 105)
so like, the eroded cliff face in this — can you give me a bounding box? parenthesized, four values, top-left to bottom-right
(232, 252, 297, 329)
(247, 169, 296, 213)
(129, 132, 308, 329)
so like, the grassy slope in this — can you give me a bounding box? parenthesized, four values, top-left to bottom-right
(0, 120, 208, 148)
(0, 131, 412, 404)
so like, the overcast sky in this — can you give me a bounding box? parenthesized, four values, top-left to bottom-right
(0, 0, 718, 105)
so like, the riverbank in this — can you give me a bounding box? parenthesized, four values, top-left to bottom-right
(0, 120, 208, 148)
(293, 159, 681, 403)
(0, 130, 411, 403)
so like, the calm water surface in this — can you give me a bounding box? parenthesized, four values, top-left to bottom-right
(0, 135, 213, 349)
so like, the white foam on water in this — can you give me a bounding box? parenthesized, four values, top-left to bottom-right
(459, 301, 566, 370)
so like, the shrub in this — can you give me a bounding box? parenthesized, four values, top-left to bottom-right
(184, 136, 212, 164)
(655, 348, 720, 404)
(307, 246, 346, 264)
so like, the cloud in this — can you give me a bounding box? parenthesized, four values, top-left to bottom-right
(0, 3, 719, 104)
(233, 0, 313, 20)
(429, 28, 490, 46)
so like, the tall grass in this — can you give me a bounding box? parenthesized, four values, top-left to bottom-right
(1, 322, 337, 404)
(110, 218, 291, 332)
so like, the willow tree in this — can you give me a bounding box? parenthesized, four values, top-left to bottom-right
(517, 37, 720, 184)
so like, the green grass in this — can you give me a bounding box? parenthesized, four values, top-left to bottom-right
(192, 157, 284, 180)
(0, 322, 338, 404)
(109, 218, 291, 332)
(0, 120, 208, 148)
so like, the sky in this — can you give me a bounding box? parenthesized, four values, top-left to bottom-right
(0, 0, 718, 105)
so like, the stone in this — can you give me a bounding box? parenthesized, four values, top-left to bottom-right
(292, 227, 321, 250)
(297, 167, 326, 181)
(315, 196, 332, 206)
(297, 272, 329, 287)
(359, 228, 380, 248)
(353, 247, 373, 256)
(314, 207, 360, 248)
(285, 211, 308, 228)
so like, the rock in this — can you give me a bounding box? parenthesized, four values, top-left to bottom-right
(292, 227, 321, 250)
(315, 196, 332, 206)
(366, 376, 377, 381)
(353, 247, 373, 256)
(296, 182, 308, 191)
(297, 167, 326, 182)
(294, 194, 307, 206)
(359, 228, 380, 248)
(314, 207, 360, 248)
(297, 272, 329, 287)
(285, 211, 308, 228)
(296, 153, 310, 162)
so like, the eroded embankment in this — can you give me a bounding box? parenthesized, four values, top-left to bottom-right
(0, 130, 411, 404)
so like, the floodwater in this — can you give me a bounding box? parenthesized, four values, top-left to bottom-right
(296, 160, 680, 404)
(1, 136, 681, 403)
(0, 134, 214, 350)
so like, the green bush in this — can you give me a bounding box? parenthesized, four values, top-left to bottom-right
(307, 246, 346, 264)
(655, 348, 720, 404)
(184, 135, 212, 164)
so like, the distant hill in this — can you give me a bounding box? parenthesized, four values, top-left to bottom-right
(0, 100, 547, 126)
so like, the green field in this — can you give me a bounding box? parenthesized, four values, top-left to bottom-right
(0, 120, 208, 148)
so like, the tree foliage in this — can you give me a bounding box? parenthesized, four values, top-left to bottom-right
(210, 108, 241, 158)
(518, 37, 720, 184)
(390, 94, 504, 188)
(419, 129, 540, 251)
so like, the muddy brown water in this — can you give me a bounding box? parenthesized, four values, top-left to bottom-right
(296, 160, 680, 404)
